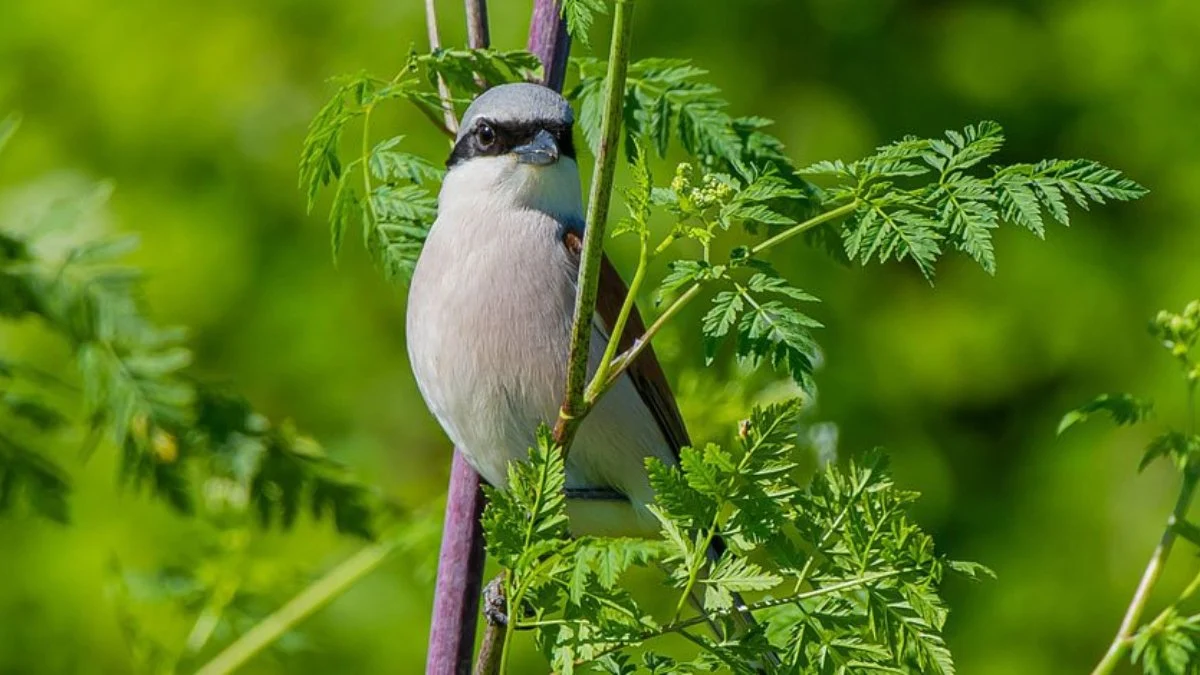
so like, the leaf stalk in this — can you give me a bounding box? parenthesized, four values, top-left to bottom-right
(598, 199, 860, 398)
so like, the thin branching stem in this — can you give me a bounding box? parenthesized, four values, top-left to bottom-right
(1092, 463, 1200, 674)
(1136, 563, 1200, 644)
(414, 103, 458, 140)
(553, 0, 638, 452)
(496, 570, 516, 675)
(424, 0, 459, 134)
(586, 231, 649, 402)
(598, 200, 860, 396)
(360, 107, 377, 224)
(749, 201, 859, 256)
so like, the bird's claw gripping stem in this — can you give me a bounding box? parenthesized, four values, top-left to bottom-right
(482, 575, 508, 627)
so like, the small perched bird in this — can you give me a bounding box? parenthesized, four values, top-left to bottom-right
(406, 82, 690, 537)
(409, 83, 776, 669)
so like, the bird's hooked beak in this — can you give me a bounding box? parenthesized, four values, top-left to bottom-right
(514, 129, 559, 166)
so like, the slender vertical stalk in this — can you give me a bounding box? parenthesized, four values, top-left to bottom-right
(427, 452, 489, 675)
(465, 0, 490, 56)
(462, 5, 574, 675)
(424, 0, 459, 134)
(424, 5, 491, 674)
(473, 575, 509, 675)
(553, 0, 638, 451)
(528, 0, 572, 90)
(1092, 466, 1200, 675)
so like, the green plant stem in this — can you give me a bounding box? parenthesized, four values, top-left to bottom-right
(671, 515, 721, 623)
(194, 540, 395, 675)
(749, 200, 859, 256)
(1189, 381, 1196, 436)
(360, 108, 377, 224)
(498, 571, 517, 675)
(184, 578, 241, 655)
(600, 200, 860, 395)
(586, 230, 649, 403)
(1092, 466, 1200, 675)
(553, 0, 637, 452)
(1138, 564, 1200, 641)
(423, 0, 458, 134)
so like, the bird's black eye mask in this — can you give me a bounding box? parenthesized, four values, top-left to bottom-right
(445, 118, 577, 169)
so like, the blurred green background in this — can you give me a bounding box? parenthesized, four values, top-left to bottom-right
(1, 0, 1198, 672)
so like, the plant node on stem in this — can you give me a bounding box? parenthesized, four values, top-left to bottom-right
(595, 200, 861, 402)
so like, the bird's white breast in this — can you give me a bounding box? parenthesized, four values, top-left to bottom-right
(406, 158, 675, 534)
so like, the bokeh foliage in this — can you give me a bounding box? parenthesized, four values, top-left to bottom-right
(0, 0, 1196, 673)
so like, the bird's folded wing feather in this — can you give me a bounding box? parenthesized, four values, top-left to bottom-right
(563, 231, 690, 460)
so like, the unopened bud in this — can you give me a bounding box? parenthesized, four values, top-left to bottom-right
(151, 429, 178, 463)
(738, 419, 751, 441)
(131, 414, 149, 440)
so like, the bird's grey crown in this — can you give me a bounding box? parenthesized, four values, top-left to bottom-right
(456, 82, 574, 141)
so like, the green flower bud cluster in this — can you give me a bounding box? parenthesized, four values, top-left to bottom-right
(670, 163, 735, 211)
(1152, 300, 1200, 369)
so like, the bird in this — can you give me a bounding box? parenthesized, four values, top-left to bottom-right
(407, 83, 780, 670)
(406, 81, 693, 538)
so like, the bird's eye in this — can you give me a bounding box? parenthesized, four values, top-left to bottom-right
(476, 123, 496, 149)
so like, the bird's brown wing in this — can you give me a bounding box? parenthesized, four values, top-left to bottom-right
(563, 231, 690, 458)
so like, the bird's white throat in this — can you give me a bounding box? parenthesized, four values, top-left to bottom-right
(438, 155, 584, 227)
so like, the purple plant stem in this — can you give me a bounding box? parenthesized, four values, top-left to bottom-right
(426, 4, 570, 674)
(472, 6, 575, 672)
(528, 0, 572, 91)
(426, 4, 492, 675)
(425, 451, 487, 675)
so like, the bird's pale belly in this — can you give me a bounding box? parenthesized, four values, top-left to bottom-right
(407, 218, 674, 535)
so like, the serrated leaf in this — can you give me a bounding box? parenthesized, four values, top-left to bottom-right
(946, 560, 997, 582)
(701, 290, 743, 364)
(328, 172, 357, 261)
(562, 0, 608, 48)
(844, 203, 943, 279)
(656, 260, 707, 304)
(1140, 432, 1200, 472)
(1057, 393, 1154, 435)
(419, 49, 541, 95)
(368, 136, 444, 184)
